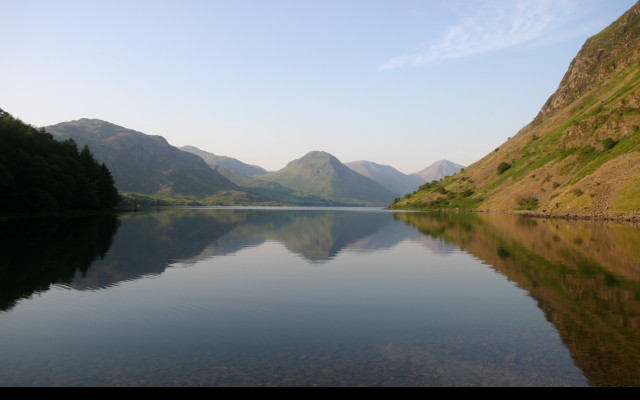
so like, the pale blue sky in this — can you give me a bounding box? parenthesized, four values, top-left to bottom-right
(2, 0, 636, 173)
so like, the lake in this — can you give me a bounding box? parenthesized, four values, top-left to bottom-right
(1, 207, 639, 387)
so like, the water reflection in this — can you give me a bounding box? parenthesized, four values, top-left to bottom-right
(2, 209, 416, 308)
(1, 208, 639, 386)
(0, 214, 119, 311)
(66, 208, 424, 291)
(395, 211, 640, 387)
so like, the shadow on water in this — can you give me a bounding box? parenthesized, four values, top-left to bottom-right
(395, 211, 640, 387)
(0, 214, 120, 312)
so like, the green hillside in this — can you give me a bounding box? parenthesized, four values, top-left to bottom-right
(46, 119, 270, 205)
(257, 151, 397, 207)
(390, 2, 640, 220)
(183, 145, 363, 206)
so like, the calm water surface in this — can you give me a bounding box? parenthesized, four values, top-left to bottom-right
(1, 207, 639, 386)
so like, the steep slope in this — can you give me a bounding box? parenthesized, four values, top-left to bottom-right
(391, 2, 640, 219)
(180, 145, 267, 176)
(46, 119, 263, 204)
(345, 160, 425, 196)
(412, 160, 465, 182)
(257, 151, 397, 206)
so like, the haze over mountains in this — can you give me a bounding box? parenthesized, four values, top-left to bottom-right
(44, 119, 458, 207)
(391, 2, 640, 219)
(180, 145, 268, 176)
(412, 160, 465, 183)
(45, 119, 270, 205)
(257, 151, 396, 206)
(346, 160, 463, 197)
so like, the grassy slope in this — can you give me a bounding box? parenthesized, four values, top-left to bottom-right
(257, 151, 397, 206)
(46, 120, 283, 206)
(390, 3, 640, 218)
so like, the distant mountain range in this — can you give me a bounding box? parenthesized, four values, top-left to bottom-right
(45, 119, 267, 205)
(412, 160, 465, 182)
(44, 119, 461, 207)
(256, 151, 397, 206)
(180, 146, 403, 206)
(180, 145, 267, 176)
(345, 161, 424, 197)
(345, 160, 464, 196)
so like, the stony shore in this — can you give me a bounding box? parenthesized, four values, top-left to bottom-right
(390, 207, 640, 224)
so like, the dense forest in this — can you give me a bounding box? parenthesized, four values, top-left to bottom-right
(0, 108, 120, 213)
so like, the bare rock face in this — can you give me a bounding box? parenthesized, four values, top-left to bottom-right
(535, 3, 640, 124)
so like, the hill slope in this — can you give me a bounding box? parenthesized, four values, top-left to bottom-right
(180, 145, 267, 176)
(390, 2, 640, 219)
(258, 151, 397, 206)
(183, 145, 358, 205)
(345, 160, 425, 196)
(46, 119, 264, 204)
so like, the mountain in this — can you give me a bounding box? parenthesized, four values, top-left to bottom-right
(257, 151, 397, 206)
(45, 119, 264, 204)
(345, 160, 425, 196)
(181, 145, 354, 206)
(395, 211, 640, 386)
(180, 145, 267, 176)
(390, 2, 640, 220)
(412, 160, 465, 182)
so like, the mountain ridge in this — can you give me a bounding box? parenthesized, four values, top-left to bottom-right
(44, 120, 401, 206)
(390, 2, 640, 220)
(45, 119, 269, 205)
(258, 151, 397, 206)
(180, 145, 268, 176)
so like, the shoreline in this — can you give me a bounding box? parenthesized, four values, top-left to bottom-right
(387, 207, 640, 224)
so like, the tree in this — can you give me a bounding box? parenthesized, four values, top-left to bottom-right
(0, 110, 120, 213)
(497, 162, 512, 175)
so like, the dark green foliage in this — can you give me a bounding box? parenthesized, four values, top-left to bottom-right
(0, 110, 120, 213)
(517, 197, 540, 210)
(497, 245, 512, 260)
(419, 181, 435, 191)
(576, 146, 598, 163)
(497, 162, 512, 174)
(460, 189, 475, 198)
(602, 137, 618, 150)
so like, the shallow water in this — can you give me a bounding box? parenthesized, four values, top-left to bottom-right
(1, 207, 638, 386)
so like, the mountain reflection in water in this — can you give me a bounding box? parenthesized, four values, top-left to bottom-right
(0, 208, 639, 386)
(395, 211, 640, 387)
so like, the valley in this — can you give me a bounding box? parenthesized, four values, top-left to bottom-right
(42, 119, 462, 208)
